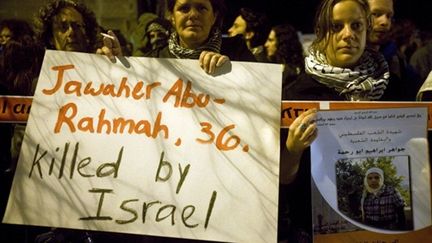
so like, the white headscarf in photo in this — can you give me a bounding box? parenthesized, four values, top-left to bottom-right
(364, 167, 384, 195)
(361, 167, 385, 221)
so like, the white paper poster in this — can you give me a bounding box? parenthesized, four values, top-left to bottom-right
(3, 50, 282, 243)
(311, 107, 431, 242)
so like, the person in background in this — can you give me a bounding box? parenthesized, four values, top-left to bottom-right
(227, 7, 271, 62)
(410, 29, 432, 83)
(387, 19, 423, 97)
(34, 0, 99, 52)
(0, 25, 12, 47)
(100, 0, 255, 74)
(366, 0, 393, 51)
(367, 0, 421, 100)
(0, 19, 41, 95)
(130, 12, 158, 56)
(33, 2, 102, 241)
(280, 0, 390, 242)
(0, 19, 35, 52)
(388, 19, 421, 62)
(0, 18, 45, 243)
(264, 24, 305, 88)
(360, 167, 407, 230)
(145, 17, 172, 53)
(10, 0, 100, 181)
(140, 17, 172, 56)
(0, 19, 44, 174)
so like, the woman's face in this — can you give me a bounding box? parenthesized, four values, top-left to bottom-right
(264, 29, 278, 59)
(51, 7, 88, 52)
(0, 27, 12, 45)
(171, 0, 216, 49)
(367, 172, 381, 189)
(325, 0, 367, 68)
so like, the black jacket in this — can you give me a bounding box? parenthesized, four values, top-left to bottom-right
(283, 72, 345, 100)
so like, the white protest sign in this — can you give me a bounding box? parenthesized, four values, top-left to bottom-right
(3, 50, 282, 243)
(311, 107, 431, 235)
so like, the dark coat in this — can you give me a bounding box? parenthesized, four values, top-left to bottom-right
(283, 72, 345, 100)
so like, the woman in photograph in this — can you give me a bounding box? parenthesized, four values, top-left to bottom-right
(360, 167, 407, 230)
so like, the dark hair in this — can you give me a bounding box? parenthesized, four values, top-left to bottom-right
(269, 24, 304, 85)
(0, 37, 44, 95)
(311, 0, 371, 53)
(389, 19, 417, 48)
(270, 24, 304, 67)
(34, 0, 98, 52)
(239, 7, 270, 47)
(166, 0, 226, 28)
(0, 19, 35, 43)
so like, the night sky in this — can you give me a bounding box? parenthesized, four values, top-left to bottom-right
(223, 0, 431, 34)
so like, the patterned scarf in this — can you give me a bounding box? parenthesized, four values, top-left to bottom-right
(168, 28, 222, 59)
(305, 48, 390, 101)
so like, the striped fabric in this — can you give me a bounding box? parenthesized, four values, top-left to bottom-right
(168, 28, 222, 59)
(362, 185, 405, 224)
(305, 48, 390, 101)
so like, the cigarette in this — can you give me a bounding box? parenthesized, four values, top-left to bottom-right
(100, 32, 115, 40)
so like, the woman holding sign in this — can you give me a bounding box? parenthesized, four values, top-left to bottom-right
(280, 0, 390, 241)
(99, 0, 255, 74)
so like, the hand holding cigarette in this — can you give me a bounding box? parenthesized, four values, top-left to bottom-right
(96, 30, 123, 61)
(100, 32, 115, 40)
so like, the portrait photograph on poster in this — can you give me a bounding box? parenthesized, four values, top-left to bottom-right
(311, 107, 432, 242)
(335, 156, 413, 231)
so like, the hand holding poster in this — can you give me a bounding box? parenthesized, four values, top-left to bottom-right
(311, 107, 432, 242)
(3, 50, 282, 243)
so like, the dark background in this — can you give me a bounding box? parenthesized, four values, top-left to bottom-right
(1, 0, 429, 38)
(140, 0, 432, 34)
(222, 0, 320, 33)
(222, 0, 432, 33)
(138, 0, 431, 34)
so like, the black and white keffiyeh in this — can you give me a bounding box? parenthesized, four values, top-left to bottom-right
(168, 28, 222, 59)
(305, 48, 390, 101)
